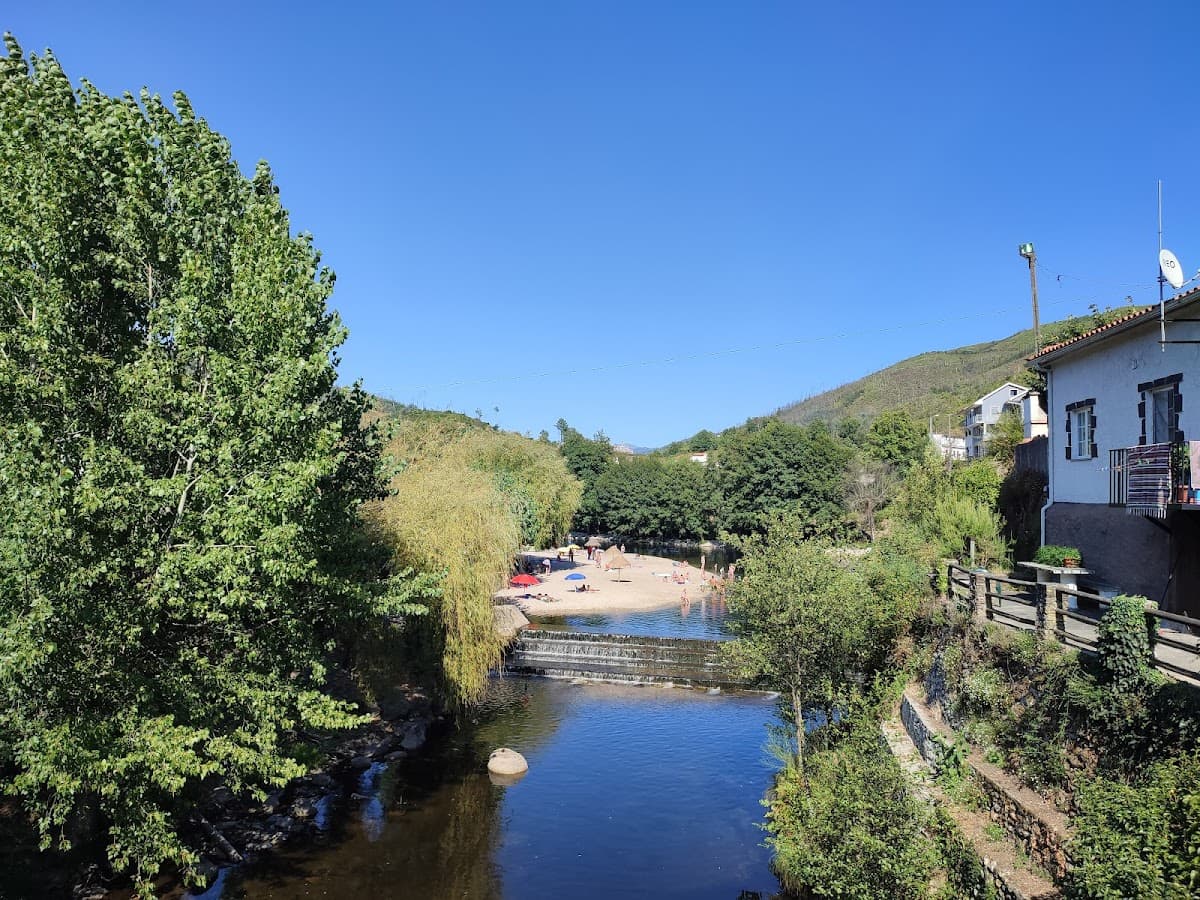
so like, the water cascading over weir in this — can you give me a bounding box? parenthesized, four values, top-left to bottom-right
(504, 629, 749, 689)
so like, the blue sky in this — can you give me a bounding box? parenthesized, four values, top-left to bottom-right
(8, 2, 1200, 447)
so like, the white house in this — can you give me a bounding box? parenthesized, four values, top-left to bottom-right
(689, 451, 709, 465)
(1030, 291, 1200, 615)
(963, 382, 1028, 459)
(1022, 390, 1048, 441)
(930, 433, 967, 461)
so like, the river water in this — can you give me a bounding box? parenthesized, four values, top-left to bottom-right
(200, 676, 783, 899)
(190, 565, 785, 900)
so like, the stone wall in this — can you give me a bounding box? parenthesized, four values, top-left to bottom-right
(900, 689, 1072, 883)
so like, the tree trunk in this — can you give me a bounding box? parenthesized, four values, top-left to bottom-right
(791, 682, 805, 773)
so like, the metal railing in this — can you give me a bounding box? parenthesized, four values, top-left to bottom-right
(945, 563, 1200, 683)
(1109, 440, 1192, 507)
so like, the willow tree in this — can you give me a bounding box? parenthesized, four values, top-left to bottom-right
(0, 37, 425, 893)
(367, 415, 581, 706)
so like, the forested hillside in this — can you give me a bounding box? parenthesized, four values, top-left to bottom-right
(771, 308, 1138, 429)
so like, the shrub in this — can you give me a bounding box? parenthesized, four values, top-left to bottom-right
(1097, 595, 1153, 692)
(1033, 545, 1082, 566)
(1068, 753, 1200, 899)
(767, 716, 938, 898)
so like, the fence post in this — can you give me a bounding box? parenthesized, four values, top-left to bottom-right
(973, 570, 991, 622)
(1048, 586, 1063, 643)
(1035, 581, 1048, 640)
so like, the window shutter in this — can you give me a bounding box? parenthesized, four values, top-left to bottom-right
(1065, 444, 1072, 460)
(1175, 392, 1184, 413)
(1090, 442, 1098, 458)
(1138, 400, 1146, 419)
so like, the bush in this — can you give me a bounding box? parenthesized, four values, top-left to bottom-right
(1068, 753, 1200, 899)
(1097, 595, 1153, 692)
(767, 716, 937, 898)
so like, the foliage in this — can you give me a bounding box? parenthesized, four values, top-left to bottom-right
(952, 459, 1004, 510)
(767, 709, 938, 899)
(1067, 753, 1200, 899)
(724, 520, 897, 764)
(1033, 545, 1083, 567)
(0, 37, 433, 893)
(1096, 594, 1153, 692)
(714, 419, 853, 535)
(555, 419, 613, 532)
(589, 455, 716, 539)
(367, 415, 580, 706)
(985, 408, 1025, 469)
(866, 410, 929, 472)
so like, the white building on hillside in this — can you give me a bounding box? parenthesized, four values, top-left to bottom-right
(963, 382, 1028, 459)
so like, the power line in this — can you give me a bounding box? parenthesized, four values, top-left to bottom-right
(389, 292, 1144, 395)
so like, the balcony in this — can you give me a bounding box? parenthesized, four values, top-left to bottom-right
(1109, 442, 1197, 514)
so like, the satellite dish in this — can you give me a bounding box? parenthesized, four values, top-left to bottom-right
(1160, 248, 1185, 289)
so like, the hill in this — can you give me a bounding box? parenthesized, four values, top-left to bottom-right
(770, 307, 1139, 432)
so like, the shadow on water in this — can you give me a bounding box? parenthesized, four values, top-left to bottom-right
(202, 677, 782, 900)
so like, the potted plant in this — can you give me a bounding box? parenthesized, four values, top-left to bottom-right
(1171, 443, 1192, 504)
(1034, 545, 1082, 568)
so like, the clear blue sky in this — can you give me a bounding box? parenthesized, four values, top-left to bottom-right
(9, 2, 1200, 447)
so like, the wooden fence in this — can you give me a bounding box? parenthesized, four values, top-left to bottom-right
(947, 563, 1200, 683)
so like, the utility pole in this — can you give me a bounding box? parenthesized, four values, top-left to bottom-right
(1018, 243, 1040, 353)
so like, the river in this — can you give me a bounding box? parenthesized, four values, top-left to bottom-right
(189, 579, 784, 898)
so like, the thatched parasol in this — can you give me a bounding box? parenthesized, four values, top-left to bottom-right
(584, 536, 604, 548)
(603, 546, 631, 581)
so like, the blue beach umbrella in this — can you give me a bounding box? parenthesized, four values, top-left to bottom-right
(565, 573, 586, 581)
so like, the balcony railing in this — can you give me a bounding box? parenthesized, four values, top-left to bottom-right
(1109, 442, 1193, 513)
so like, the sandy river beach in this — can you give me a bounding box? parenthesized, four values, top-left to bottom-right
(494, 548, 723, 617)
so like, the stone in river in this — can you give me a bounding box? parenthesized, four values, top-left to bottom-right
(487, 747, 528, 777)
(400, 720, 427, 750)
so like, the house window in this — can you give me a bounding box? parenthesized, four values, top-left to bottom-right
(1064, 398, 1096, 460)
(1137, 375, 1183, 446)
(1073, 408, 1094, 458)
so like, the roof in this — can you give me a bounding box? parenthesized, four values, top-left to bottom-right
(1030, 286, 1200, 364)
(963, 382, 1028, 412)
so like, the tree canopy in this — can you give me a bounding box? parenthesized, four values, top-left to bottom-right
(0, 37, 428, 892)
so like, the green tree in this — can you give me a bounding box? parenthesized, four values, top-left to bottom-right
(0, 37, 429, 893)
(866, 409, 929, 472)
(555, 418, 613, 531)
(986, 407, 1025, 469)
(715, 419, 852, 535)
(725, 521, 882, 768)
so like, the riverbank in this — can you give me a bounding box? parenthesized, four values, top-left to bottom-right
(494, 549, 724, 616)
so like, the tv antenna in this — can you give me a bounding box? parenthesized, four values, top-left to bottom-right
(1158, 180, 1188, 351)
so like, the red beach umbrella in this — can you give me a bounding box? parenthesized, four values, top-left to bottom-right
(511, 573, 539, 587)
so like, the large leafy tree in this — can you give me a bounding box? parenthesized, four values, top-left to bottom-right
(0, 38, 423, 892)
(715, 419, 852, 534)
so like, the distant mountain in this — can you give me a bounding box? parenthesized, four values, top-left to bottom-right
(612, 443, 653, 456)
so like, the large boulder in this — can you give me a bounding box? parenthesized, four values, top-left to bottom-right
(487, 747, 528, 777)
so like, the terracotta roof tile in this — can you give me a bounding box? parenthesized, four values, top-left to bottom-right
(1029, 283, 1200, 360)
(1029, 307, 1153, 359)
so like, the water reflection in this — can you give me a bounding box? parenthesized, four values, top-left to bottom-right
(214, 677, 781, 899)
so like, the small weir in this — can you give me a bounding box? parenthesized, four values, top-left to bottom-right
(505, 628, 749, 688)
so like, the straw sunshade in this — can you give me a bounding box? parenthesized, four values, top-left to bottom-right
(603, 546, 631, 580)
(584, 536, 604, 548)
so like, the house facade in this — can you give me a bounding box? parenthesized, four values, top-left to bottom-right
(963, 382, 1028, 458)
(1031, 291, 1200, 615)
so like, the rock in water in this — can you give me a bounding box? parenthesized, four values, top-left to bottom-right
(487, 747, 528, 776)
